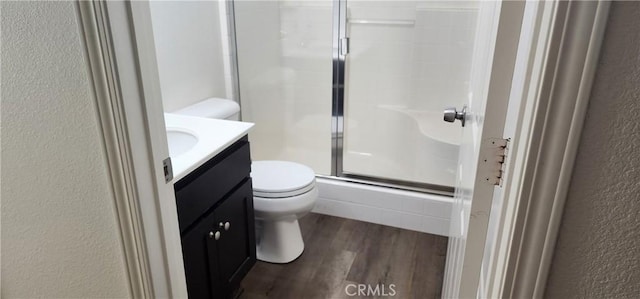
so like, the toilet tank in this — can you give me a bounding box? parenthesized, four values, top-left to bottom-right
(174, 98, 240, 121)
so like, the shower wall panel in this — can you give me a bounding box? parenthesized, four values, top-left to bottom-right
(236, 1, 333, 175)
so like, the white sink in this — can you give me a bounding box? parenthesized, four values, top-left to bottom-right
(164, 113, 254, 182)
(167, 129, 198, 157)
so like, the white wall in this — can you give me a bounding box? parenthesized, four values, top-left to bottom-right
(150, 0, 229, 112)
(1, 2, 130, 297)
(545, 2, 640, 297)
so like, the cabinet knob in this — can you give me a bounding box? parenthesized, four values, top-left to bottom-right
(209, 231, 221, 240)
(219, 222, 231, 231)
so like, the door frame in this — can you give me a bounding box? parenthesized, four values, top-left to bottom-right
(481, 1, 611, 298)
(77, 1, 187, 297)
(77, 0, 610, 298)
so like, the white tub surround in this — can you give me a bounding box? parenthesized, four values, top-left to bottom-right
(164, 113, 254, 182)
(312, 178, 453, 236)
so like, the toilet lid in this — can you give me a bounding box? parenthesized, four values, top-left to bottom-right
(251, 161, 316, 198)
(174, 98, 239, 119)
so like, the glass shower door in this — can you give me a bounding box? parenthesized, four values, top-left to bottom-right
(339, 1, 479, 188)
(234, 0, 483, 192)
(234, 1, 334, 175)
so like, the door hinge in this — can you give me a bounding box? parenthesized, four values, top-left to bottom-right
(340, 37, 349, 56)
(163, 157, 173, 183)
(481, 138, 509, 186)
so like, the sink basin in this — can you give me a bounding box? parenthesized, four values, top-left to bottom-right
(167, 129, 198, 157)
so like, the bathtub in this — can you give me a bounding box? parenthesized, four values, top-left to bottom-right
(312, 177, 453, 236)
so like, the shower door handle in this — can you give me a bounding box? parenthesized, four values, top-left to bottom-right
(444, 106, 466, 127)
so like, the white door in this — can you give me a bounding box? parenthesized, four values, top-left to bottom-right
(442, 2, 525, 298)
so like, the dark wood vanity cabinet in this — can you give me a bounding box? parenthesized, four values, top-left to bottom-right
(175, 136, 256, 298)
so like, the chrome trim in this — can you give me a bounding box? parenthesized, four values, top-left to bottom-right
(226, 0, 243, 120)
(331, 0, 346, 176)
(316, 174, 454, 197)
(340, 37, 350, 55)
(348, 19, 415, 26)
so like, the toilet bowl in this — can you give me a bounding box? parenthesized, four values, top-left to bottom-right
(174, 98, 318, 263)
(251, 160, 317, 263)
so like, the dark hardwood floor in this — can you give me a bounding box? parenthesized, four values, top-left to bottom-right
(240, 213, 448, 299)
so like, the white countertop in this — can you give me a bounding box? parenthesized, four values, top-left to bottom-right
(165, 113, 254, 182)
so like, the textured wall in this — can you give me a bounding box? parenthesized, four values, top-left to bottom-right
(545, 2, 640, 298)
(1, 2, 130, 297)
(149, 1, 228, 112)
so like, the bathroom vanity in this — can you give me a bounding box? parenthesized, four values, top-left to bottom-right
(166, 113, 255, 298)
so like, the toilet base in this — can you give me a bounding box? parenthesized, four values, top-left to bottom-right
(255, 218, 304, 263)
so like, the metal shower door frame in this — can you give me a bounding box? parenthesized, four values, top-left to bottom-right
(331, 0, 347, 177)
(228, 0, 453, 196)
(329, 0, 454, 196)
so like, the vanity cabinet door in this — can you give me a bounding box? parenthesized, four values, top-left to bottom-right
(214, 179, 256, 294)
(181, 179, 256, 299)
(181, 209, 221, 299)
(176, 136, 256, 298)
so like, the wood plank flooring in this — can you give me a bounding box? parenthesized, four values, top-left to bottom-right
(240, 213, 448, 299)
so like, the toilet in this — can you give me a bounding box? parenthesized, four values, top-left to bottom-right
(174, 98, 318, 263)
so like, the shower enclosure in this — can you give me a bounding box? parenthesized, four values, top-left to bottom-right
(232, 1, 479, 194)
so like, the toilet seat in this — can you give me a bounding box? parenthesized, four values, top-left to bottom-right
(251, 161, 316, 198)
